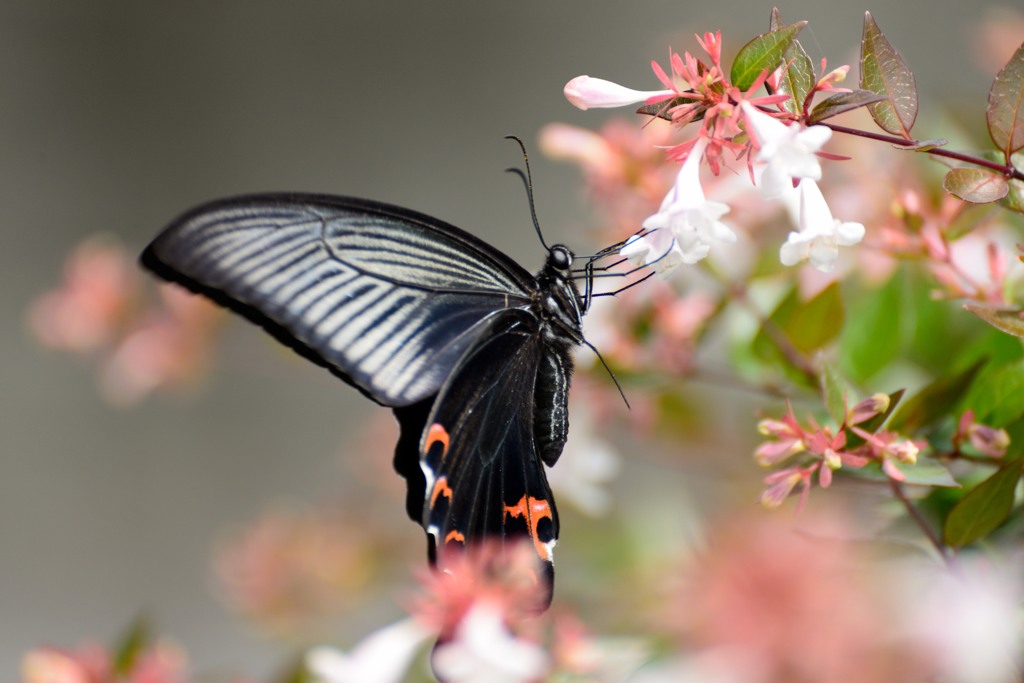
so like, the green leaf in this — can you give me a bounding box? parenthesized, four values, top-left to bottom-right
(944, 460, 1023, 547)
(895, 456, 961, 487)
(1001, 178, 1024, 215)
(840, 273, 905, 382)
(821, 362, 849, 425)
(731, 21, 807, 93)
(808, 90, 887, 123)
(888, 360, 985, 434)
(987, 41, 1024, 160)
(943, 167, 1009, 203)
(113, 616, 151, 676)
(786, 282, 844, 353)
(860, 11, 918, 137)
(769, 8, 815, 116)
(961, 358, 1024, 427)
(752, 283, 843, 388)
(964, 301, 1024, 339)
(849, 456, 960, 487)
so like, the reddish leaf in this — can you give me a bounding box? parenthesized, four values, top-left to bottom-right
(943, 167, 1010, 203)
(860, 12, 918, 137)
(964, 301, 1024, 339)
(988, 41, 1024, 160)
(808, 90, 886, 123)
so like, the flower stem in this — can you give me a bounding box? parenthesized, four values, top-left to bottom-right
(889, 478, 952, 566)
(823, 122, 1024, 182)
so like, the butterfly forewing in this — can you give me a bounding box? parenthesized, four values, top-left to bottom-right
(142, 193, 535, 406)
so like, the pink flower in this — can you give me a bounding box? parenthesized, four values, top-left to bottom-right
(412, 540, 550, 638)
(21, 639, 188, 683)
(27, 238, 140, 352)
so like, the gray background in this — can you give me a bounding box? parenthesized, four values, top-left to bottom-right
(2, 0, 1013, 677)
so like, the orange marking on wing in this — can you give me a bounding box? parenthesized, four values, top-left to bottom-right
(425, 423, 450, 458)
(445, 530, 465, 545)
(503, 495, 554, 561)
(430, 476, 453, 508)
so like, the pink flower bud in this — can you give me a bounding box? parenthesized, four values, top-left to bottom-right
(563, 75, 673, 111)
(967, 423, 1010, 457)
(847, 393, 890, 425)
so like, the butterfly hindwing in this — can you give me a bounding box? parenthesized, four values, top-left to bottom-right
(141, 193, 537, 406)
(394, 310, 561, 595)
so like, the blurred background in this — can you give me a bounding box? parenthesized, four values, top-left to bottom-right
(2, 0, 1017, 678)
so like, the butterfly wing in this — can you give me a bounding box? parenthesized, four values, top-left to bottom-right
(393, 309, 561, 596)
(141, 193, 537, 406)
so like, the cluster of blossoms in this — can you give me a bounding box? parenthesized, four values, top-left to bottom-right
(27, 237, 222, 404)
(755, 396, 1010, 511)
(564, 32, 864, 274)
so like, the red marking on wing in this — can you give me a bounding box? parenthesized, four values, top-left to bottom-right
(445, 530, 465, 545)
(503, 495, 554, 561)
(430, 476, 454, 508)
(425, 423, 450, 458)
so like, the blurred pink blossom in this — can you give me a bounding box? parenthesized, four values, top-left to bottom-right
(670, 514, 928, 683)
(27, 236, 223, 405)
(28, 238, 141, 352)
(215, 507, 380, 635)
(21, 639, 188, 683)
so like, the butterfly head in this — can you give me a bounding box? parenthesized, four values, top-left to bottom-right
(546, 244, 574, 275)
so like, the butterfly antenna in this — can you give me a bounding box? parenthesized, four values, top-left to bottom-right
(582, 338, 631, 410)
(504, 135, 549, 251)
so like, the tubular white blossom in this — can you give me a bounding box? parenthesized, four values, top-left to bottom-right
(741, 101, 832, 199)
(564, 75, 673, 111)
(620, 137, 735, 276)
(432, 603, 550, 683)
(779, 180, 865, 272)
(307, 618, 433, 683)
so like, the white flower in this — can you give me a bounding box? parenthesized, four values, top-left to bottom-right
(307, 618, 433, 683)
(432, 603, 550, 683)
(620, 137, 735, 276)
(564, 75, 673, 111)
(741, 101, 832, 199)
(779, 180, 864, 272)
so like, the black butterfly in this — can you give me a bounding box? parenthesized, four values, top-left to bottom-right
(141, 183, 637, 604)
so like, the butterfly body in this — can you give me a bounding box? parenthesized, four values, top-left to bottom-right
(141, 193, 591, 601)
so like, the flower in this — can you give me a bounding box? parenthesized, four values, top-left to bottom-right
(432, 602, 550, 683)
(779, 179, 865, 272)
(563, 75, 673, 111)
(21, 639, 188, 683)
(620, 137, 735, 275)
(27, 238, 140, 352)
(741, 101, 832, 198)
(307, 618, 433, 683)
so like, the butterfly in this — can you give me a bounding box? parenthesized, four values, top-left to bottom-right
(140, 171, 641, 605)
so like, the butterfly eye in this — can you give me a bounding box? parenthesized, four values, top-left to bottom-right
(550, 246, 573, 271)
